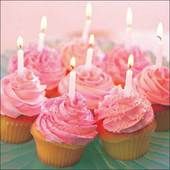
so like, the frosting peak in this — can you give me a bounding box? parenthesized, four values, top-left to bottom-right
(1, 69, 46, 118)
(35, 94, 97, 145)
(95, 87, 154, 133)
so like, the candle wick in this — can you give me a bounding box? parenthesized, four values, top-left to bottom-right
(157, 35, 162, 41)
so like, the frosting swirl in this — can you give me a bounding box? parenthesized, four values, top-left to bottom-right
(135, 66, 170, 106)
(95, 87, 154, 133)
(8, 44, 66, 90)
(35, 94, 97, 145)
(58, 65, 113, 109)
(1, 69, 46, 118)
(59, 38, 105, 70)
(104, 45, 151, 85)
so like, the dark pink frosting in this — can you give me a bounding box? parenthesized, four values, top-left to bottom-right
(104, 45, 151, 85)
(1, 69, 46, 118)
(35, 94, 97, 145)
(58, 65, 113, 109)
(95, 87, 154, 133)
(59, 38, 105, 70)
(135, 66, 170, 106)
(8, 44, 66, 90)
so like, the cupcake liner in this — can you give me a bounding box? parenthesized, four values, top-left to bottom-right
(45, 86, 60, 98)
(31, 124, 86, 168)
(0, 115, 35, 144)
(155, 109, 170, 131)
(99, 120, 156, 160)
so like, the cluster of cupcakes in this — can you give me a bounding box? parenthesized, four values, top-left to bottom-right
(1, 3, 169, 168)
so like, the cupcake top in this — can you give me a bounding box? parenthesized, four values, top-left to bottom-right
(59, 38, 105, 70)
(35, 94, 97, 145)
(58, 65, 113, 110)
(95, 87, 154, 133)
(8, 44, 66, 90)
(104, 45, 151, 86)
(135, 66, 170, 106)
(1, 68, 46, 118)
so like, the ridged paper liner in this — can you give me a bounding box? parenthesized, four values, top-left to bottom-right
(31, 124, 86, 168)
(99, 120, 156, 160)
(155, 109, 170, 131)
(0, 115, 34, 144)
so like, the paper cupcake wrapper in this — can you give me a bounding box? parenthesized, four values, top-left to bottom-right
(0, 115, 34, 144)
(99, 120, 156, 160)
(31, 124, 85, 168)
(155, 109, 170, 131)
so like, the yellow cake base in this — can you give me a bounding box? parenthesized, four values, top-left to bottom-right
(31, 123, 86, 168)
(99, 120, 156, 160)
(0, 115, 35, 144)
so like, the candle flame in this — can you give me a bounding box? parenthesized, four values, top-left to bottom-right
(126, 7, 133, 27)
(17, 36, 24, 49)
(128, 54, 134, 68)
(40, 16, 47, 32)
(89, 34, 95, 46)
(86, 2, 92, 19)
(70, 57, 76, 68)
(156, 22, 163, 40)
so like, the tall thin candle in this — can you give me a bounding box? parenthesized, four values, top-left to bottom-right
(85, 47, 94, 69)
(17, 36, 24, 76)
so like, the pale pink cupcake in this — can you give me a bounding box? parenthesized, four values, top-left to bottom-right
(31, 93, 97, 167)
(58, 65, 113, 110)
(59, 38, 105, 72)
(1, 68, 46, 143)
(104, 44, 151, 86)
(8, 44, 66, 98)
(135, 66, 170, 131)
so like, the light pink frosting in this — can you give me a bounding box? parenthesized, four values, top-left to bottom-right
(35, 94, 97, 145)
(95, 87, 154, 133)
(104, 45, 151, 85)
(58, 65, 113, 109)
(135, 66, 170, 106)
(8, 44, 66, 90)
(59, 38, 105, 70)
(1, 69, 46, 118)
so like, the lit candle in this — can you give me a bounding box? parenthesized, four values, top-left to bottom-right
(85, 47, 94, 69)
(126, 7, 133, 48)
(89, 33, 95, 47)
(82, 2, 92, 43)
(68, 57, 76, 101)
(17, 36, 24, 76)
(156, 22, 163, 67)
(38, 16, 47, 51)
(124, 54, 134, 95)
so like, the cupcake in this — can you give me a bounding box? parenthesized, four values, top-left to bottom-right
(31, 94, 97, 167)
(104, 44, 151, 86)
(135, 66, 170, 131)
(58, 65, 113, 111)
(8, 43, 66, 98)
(95, 87, 156, 160)
(0, 68, 46, 143)
(59, 38, 105, 72)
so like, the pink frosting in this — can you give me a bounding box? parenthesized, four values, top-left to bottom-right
(8, 44, 66, 90)
(1, 69, 46, 118)
(104, 45, 151, 85)
(59, 38, 105, 70)
(35, 94, 97, 145)
(58, 65, 113, 109)
(135, 66, 170, 106)
(95, 87, 154, 133)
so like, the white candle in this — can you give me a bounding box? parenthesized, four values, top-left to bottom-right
(17, 36, 24, 76)
(68, 57, 76, 101)
(125, 7, 133, 48)
(124, 54, 134, 95)
(38, 16, 47, 51)
(82, 2, 92, 43)
(156, 22, 163, 67)
(85, 47, 94, 68)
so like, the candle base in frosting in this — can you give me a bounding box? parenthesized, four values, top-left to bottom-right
(0, 115, 37, 144)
